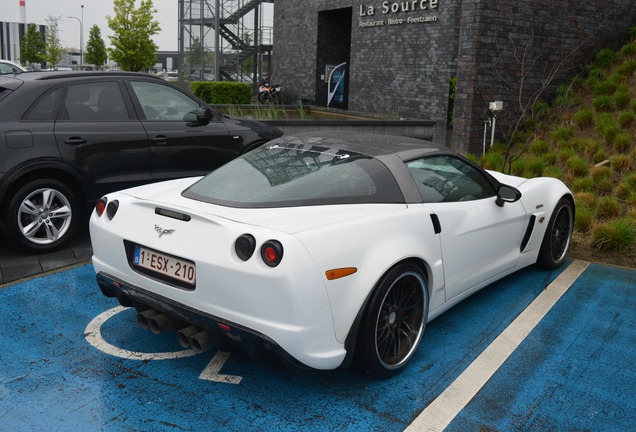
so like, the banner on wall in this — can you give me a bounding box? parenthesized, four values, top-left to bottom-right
(327, 62, 347, 107)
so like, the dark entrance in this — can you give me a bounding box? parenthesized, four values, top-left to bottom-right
(315, 8, 352, 109)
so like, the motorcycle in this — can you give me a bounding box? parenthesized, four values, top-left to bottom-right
(257, 78, 282, 104)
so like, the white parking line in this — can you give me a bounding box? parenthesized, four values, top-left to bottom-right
(406, 259, 590, 432)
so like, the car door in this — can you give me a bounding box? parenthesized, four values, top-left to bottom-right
(54, 80, 151, 198)
(406, 155, 527, 302)
(127, 80, 235, 181)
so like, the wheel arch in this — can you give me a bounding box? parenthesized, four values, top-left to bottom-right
(0, 162, 89, 212)
(341, 256, 432, 369)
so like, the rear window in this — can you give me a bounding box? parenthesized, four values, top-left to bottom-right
(182, 143, 404, 207)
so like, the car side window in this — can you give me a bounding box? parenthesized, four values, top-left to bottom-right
(406, 155, 496, 203)
(64, 82, 129, 121)
(130, 81, 200, 121)
(24, 87, 64, 121)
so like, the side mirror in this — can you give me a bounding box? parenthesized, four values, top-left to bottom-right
(496, 184, 522, 207)
(196, 107, 214, 124)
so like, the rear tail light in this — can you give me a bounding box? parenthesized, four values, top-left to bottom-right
(235, 234, 256, 261)
(261, 240, 283, 267)
(106, 200, 119, 220)
(96, 197, 107, 217)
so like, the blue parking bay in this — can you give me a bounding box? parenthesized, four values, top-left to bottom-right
(0, 262, 633, 431)
(446, 263, 636, 432)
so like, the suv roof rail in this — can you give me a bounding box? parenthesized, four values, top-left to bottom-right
(36, 71, 162, 81)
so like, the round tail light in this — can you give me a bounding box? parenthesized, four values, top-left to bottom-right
(96, 197, 107, 217)
(261, 240, 283, 267)
(235, 234, 256, 261)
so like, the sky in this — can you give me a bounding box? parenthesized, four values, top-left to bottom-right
(1, 0, 271, 52)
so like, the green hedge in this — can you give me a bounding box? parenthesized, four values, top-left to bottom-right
(191, 81, 252, 104)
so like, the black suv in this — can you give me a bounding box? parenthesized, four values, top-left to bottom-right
(0, 71, 283, 253)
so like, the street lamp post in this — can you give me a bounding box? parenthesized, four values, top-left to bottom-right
(68, 5, 84, 67)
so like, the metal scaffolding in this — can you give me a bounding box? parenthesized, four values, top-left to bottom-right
(178, 0, 273, 88)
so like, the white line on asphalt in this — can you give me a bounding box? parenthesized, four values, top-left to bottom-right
(405, 259, 590, 432)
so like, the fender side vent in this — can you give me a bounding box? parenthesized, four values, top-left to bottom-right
(155, 207, 192, 222)
(520, 215, 536, 252)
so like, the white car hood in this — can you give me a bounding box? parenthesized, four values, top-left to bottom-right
(116, 177, 407, 234)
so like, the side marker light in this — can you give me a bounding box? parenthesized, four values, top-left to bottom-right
(326, 267, 358, 281)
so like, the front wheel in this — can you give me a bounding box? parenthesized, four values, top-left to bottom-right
(356, 263, 429, 378)
(2, 178, 80, 253)
(537, 197, 574, 269)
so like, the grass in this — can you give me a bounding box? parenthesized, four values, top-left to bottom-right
(478, 29, 636, 255)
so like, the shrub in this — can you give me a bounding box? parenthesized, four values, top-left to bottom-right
(615, 182, 632, 201)
(523, 157, 546, 178)
(594, 179, 614, 196)
(592, 150, 608, 165)
(614, 90, 631, 108)
(595, 48, 619, 70)
(566, 156, 589, 177)
(575, 192, 596, 207)
(541, 165, 564, 179)
(529, 139, 549, 155)
(571, 177, 593, 192)
(574, 204, 594, 232)
(481, 151, 504, 170)
(595, 114, 620, 142)
(552, 126, 574, 142)
(612, 154, 633, 174)
(574, 108, 594, 127)
(596, 196, 621, 219)
(543, 151, 557, 165)
(618, 111, 634, 127)
(613, 133, 632, 152)
(190, 81, 252, 104)
(620, 42, 636, 57)
(591, 219, 636, 252)
(591, 166, 612, 182)
(592, 95, 613, 112)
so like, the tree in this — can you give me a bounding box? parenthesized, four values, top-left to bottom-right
(107, 0, 161, 71)
(86, 25, 108, 69)
(20, 23, 46, 67)
(43, 16, 64, 69)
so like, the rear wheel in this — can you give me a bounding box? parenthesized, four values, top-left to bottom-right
(537, 197, 574, 269)
(356, 263, 428, 378)
(2, 178, 79, 253)
(257, 91, 271, 104)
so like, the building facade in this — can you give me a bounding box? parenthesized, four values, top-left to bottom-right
(272, 0, 636, 153)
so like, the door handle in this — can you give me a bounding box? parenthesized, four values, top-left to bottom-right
(151, 135, 168, 145)
(64, 137, 87, 145)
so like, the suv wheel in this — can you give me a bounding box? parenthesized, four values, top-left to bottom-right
(3, 179, 79, 253)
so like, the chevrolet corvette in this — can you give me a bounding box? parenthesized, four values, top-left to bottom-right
(90, 131, 574, 377)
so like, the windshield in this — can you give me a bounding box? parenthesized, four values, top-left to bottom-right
(182, 143, 404, 207)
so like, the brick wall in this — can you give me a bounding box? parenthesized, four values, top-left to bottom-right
(273, 0, 636, 153)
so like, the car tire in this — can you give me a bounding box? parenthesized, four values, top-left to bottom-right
(2, 179, 79, 253)
(537, 196, 574, 269)
(356, 263, 429, 378)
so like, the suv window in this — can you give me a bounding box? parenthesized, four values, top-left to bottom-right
(407, 155, 496, 202)
(64, 82, 129, 121)
(24, 87, 64, 121)
(130, 81, 199, 121)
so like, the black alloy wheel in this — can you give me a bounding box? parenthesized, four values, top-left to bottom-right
(356, 263, 428, 378)
(537, 196, 574, 269)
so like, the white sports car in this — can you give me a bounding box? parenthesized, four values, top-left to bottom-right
(90, 132, 574, 377)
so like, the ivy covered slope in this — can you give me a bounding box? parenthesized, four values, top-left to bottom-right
(483, 28, 636, 266)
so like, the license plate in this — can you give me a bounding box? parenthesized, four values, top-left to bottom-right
(133, 245, 196, 286)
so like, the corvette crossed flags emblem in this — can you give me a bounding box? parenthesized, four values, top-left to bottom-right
(155, 225, 175, 238)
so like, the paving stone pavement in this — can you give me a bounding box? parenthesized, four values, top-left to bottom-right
(0, 224, 92, 286)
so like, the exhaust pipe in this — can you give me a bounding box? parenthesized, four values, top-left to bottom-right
(176, 325, 200, 348)
(189, 330, 214, 353)
(148, 314, 170, 335)
(136, 309, 160, 330)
